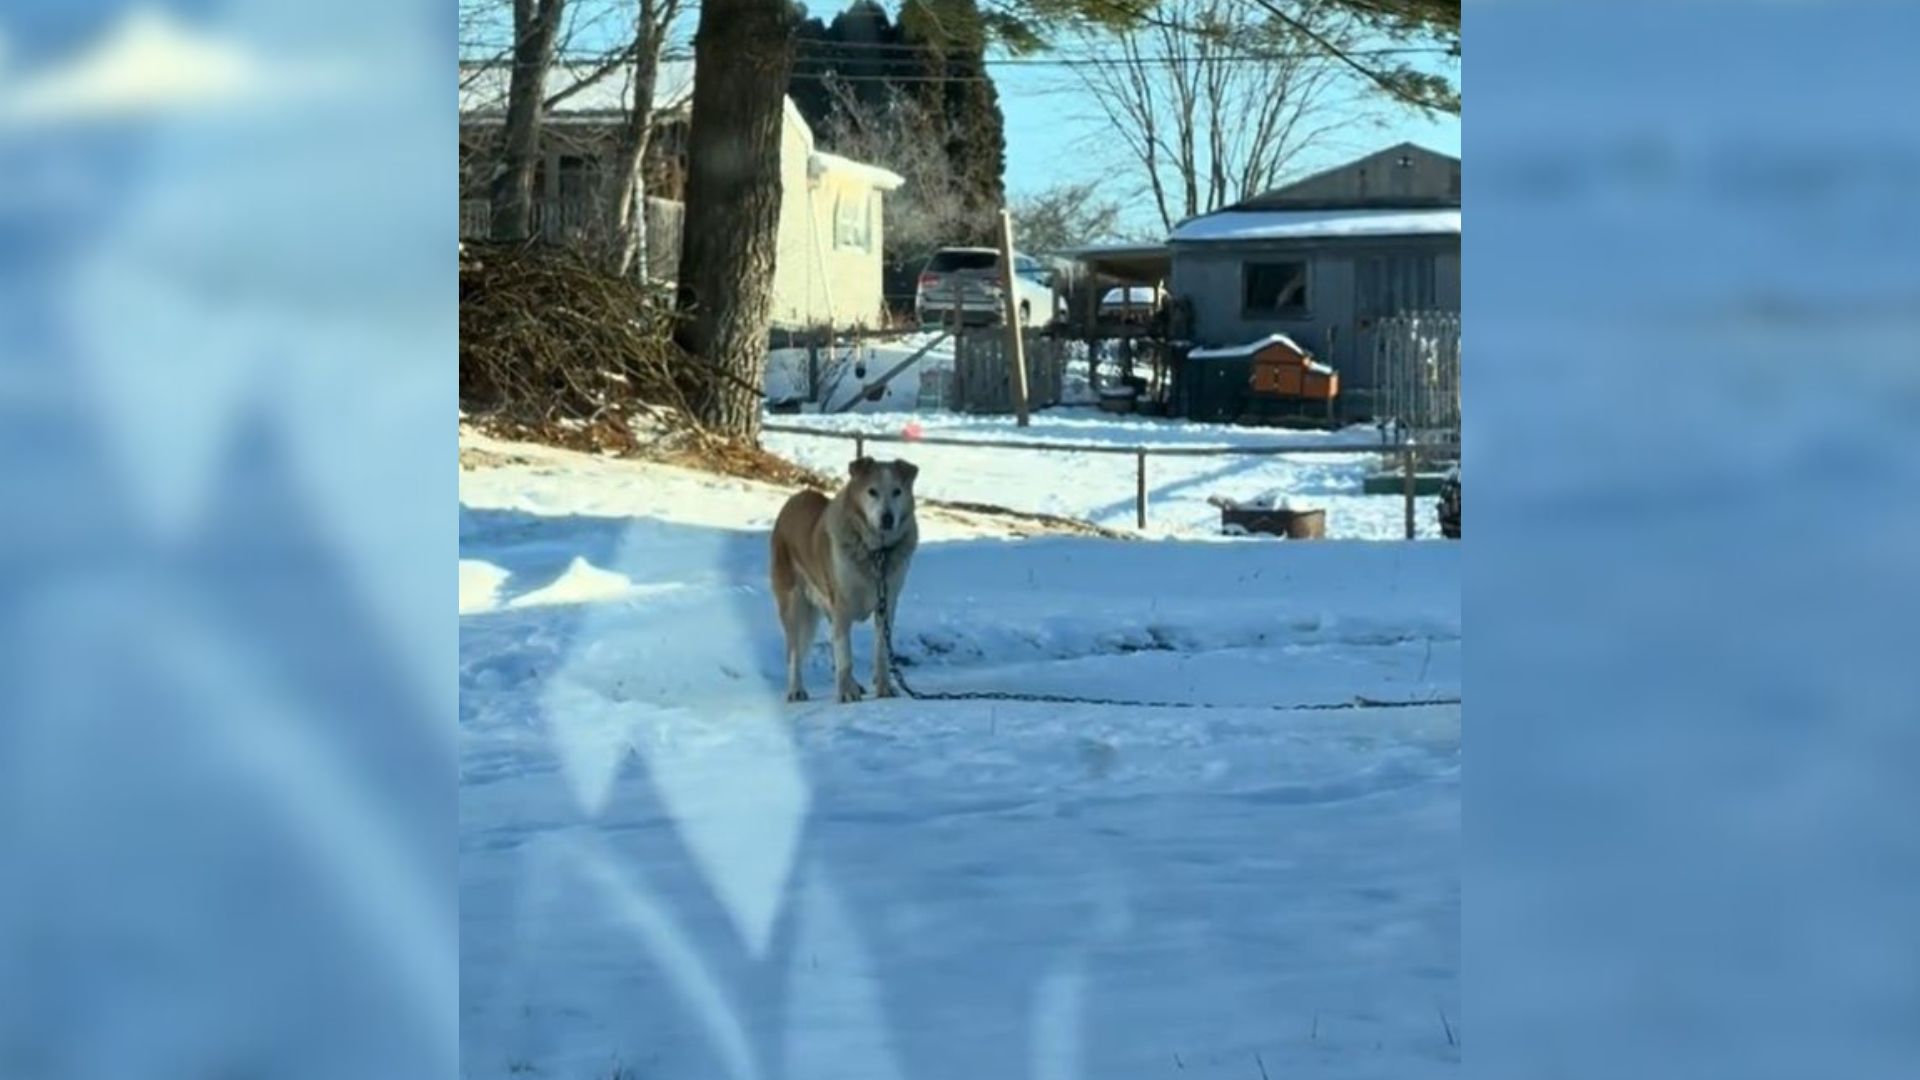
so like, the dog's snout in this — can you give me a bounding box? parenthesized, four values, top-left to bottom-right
(880, 511, 896, 530)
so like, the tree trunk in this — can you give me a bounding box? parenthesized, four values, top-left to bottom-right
(601, 0, 672, 278)
(675, 0, 794, 439)
(490, 0, 566, 242)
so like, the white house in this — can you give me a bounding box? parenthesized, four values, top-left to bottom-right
(460, 61, 905, 330)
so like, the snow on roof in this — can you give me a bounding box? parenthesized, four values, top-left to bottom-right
(459, 59, 697, 120)
(1187, 333, 1310, 360)
(808, 151, 904, 191)
(1171, 208, 1460, 244)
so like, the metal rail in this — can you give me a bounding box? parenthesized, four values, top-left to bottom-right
(762, 422, 1452, 538)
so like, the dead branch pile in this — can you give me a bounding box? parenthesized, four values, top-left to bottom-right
(460, 240, 711, 455)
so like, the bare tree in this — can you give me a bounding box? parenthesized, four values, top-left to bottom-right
(489, 0, 568, 241)
(1010, 180, 1124, 254)
(1066, 0, 1377, 234)
(598, 0, 683, 277)
(815, 77, 983, 270)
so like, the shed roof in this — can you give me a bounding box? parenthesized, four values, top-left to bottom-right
(1061, 241, 1173, 284)
(1171, 208, 1460, 245)
(459, 59, 697, 121)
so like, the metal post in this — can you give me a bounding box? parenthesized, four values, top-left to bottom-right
(996, 209, 1031, 427)
(1136, 450, 1148, 530)
(1402, 446, 1416, 540)
(856, 433, 866, 462)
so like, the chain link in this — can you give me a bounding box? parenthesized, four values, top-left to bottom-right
(874, 551, 1458, 713)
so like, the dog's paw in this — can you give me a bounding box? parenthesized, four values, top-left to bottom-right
(874, 682, 898, 699)
(785, 688, 809, 703)
(836, 682, 866, 704)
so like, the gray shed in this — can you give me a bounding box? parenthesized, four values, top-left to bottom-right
(1168, 144, 1461, 420)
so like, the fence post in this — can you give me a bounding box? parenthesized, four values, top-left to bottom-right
(996, 209, 1032, 427)
(806, 334, 820, 403)
(1136, 450, 1148, 530)
(1402, 446, 1416, 540)
(856, 434, 865, 462)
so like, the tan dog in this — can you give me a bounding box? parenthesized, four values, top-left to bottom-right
(770, 457, 920, 703)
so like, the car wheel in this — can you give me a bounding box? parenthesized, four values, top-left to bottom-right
(1019, 301, 1031, 325)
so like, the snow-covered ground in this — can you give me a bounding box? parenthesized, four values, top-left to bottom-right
(460, 431, 1460, 1080)
(764, 407, 1438, 539)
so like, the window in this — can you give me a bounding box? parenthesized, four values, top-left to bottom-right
(557, 154, 597, 201)
(925, 249, 997, 272)
(1243, 260, 1310, 316)
(834, 192, 871, 252)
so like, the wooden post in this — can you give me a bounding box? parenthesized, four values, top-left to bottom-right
(806, 334, 820, 403)
(1136, 450, 1148, 530)
(1402, 446, 1416, 540)
(996, 209, 1031, 427)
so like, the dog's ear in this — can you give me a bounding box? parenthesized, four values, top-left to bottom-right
(849, 456, 877, 479)
(895, 459, 919, 486)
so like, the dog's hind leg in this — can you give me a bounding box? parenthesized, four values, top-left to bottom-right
(782, 589, 818, 703)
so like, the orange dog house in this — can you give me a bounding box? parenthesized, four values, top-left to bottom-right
(1189, 334, 1339, 401)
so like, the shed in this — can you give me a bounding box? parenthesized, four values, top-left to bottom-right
(1168, 144, 1460, 421)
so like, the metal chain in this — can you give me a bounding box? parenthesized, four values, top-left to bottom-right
(873, 551, 1458, 713)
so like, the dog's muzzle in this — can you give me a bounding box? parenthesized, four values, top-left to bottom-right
(880, 512, 896, 531)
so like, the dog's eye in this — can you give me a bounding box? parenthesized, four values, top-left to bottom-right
(867, 487, 878, 497)
(892, 488, 901, 497)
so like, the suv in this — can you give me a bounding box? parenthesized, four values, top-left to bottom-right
(916, 247, 1056, 329)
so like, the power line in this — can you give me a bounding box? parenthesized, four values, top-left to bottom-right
(527, 44, 1450, 66)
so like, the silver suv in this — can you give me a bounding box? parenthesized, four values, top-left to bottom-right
(915, 247, 1056, 329)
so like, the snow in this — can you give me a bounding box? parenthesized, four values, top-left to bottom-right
(809, 151, 905, 192)
(766, 333, 958, 414)
(1187, 332, 1311, 360)
(1172, 208, 1461, 244)
(1210, 491, 1294, 512)
(460, 430, 1459, 1080)
(763, 408, 1436, 539)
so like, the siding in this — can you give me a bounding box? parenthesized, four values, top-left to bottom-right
(1237, 143, 1460, 209)
(770, 102, 890, 330)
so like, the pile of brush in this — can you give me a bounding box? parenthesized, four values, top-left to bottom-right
(459, 241, 716, 455)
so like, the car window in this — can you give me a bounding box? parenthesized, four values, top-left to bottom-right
(925, 250, 998, 272)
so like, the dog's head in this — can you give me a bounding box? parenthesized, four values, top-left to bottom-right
(847, 456, 919, 543)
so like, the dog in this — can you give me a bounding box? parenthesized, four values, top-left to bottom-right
(770, 456, 920, 703)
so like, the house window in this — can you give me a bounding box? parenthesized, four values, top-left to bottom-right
(1243, 260, 1310, 317)
(834, 191, 871, 252)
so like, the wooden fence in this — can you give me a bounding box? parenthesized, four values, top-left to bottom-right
(949, 329, 1067, 414)
(1371, 310, 1461, 444)
(763, 423, 1449, 538)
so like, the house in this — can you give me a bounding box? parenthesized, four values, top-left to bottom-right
(1168, 142, 1461, 419)
(459, 62, 905, 331)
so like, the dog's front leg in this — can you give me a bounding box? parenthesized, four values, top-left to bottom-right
(831, 608, 864, 703)
(873, 588, 900, 699)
